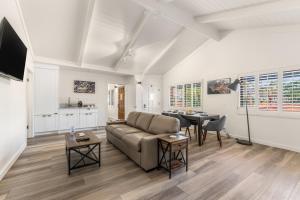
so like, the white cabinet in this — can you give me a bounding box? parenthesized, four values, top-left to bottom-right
(79, 112, 98, 128)
(33, 65, 59, 134)
(34, 66, 59, 115)
(59, 109, 80, 131)
(34, 114, 58, 134)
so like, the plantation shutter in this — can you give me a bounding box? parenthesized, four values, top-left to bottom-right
(192, 82, 201, 107)
(184, 84, 192, 107)
(258, 73, 278, 111)
(240, 75, 256, 107)
(169, 86, 176, 107)
(283, 70, 300, 112)
(176, 85, 184, 107)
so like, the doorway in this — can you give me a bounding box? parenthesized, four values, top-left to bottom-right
(26, 69, 34, 138)
(118, 86, 125, 120)
(107, 84, 125, 120)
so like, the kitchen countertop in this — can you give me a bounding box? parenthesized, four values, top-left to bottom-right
(59, 106, 97, 109)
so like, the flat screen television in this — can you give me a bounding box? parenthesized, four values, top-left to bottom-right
(0, 17, 27, 81)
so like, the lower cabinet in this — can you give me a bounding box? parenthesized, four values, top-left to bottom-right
(59, 113, 80, 131)
(79, 112, 98, 128)
(34, 114, 58, 134)
(34, 109, 98, 134)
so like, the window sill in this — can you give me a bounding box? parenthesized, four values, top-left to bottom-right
(237, 108, 300, 119)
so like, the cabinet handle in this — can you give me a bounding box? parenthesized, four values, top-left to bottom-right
(66, 114, 69, 116)
(48, 115, 51, 117)
(42, 114, 47, 117)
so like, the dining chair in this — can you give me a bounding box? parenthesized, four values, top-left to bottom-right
(203, 116, 226, 147)
(169, 113, 192, 139)
(162, 112, 169, 116)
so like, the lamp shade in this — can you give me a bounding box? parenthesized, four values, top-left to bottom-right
(228, 79, 240, 91)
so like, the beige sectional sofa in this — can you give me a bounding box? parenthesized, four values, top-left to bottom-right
(106, 112, 180, 171)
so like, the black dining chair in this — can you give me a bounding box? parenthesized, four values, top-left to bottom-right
(169, 113, 192, 139)
(203, 116, 226, 147)
(162, 112, 169, 116)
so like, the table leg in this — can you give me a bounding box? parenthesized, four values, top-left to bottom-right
(186, 141, 188, 172)
(169, 144, 172, 179)
(157, 140, 160, 169)
(98, 143, 101, 167)
(198, 120, 202, 146)
(68, 148, 71, 175)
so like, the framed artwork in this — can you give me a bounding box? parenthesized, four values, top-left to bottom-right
(207, 78, 231, 94)
(74, 80, 95, 94)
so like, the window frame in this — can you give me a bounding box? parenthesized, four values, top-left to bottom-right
(237, 66, 300, 118)
(168, 80, 203, 110)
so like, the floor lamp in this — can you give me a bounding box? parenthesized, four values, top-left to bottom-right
(228, 79, 253, 145)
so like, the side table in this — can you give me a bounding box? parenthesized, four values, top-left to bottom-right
(157, 135, 188, 179)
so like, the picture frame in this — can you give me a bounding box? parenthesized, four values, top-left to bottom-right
(207, 78, 231, 94)
(74, 80, 95, 94)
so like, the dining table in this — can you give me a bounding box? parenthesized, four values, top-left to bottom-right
(162, 112, 220, 146)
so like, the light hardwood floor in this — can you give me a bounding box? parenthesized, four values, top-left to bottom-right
(1, 130, 300, 200)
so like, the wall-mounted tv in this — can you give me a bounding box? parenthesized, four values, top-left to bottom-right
(0, 17, 27, 81)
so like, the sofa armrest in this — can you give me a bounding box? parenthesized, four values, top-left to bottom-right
(106, 120, 127, 125)
(140, 134, 168, 171)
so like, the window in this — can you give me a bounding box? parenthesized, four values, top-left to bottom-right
(176, 85, 184, 107)
(192, 82, 201, 107)
(240, 75, 256, 107)
(169, 86, 176, 107)
(258, 73, 278, 111)
(169, 82, 202, 108)
(283, 70, 300, 112)
(184, 84, 192, 107)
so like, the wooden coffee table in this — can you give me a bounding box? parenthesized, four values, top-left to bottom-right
(157, 135, 189, 179)
(65, 132, 101, 175)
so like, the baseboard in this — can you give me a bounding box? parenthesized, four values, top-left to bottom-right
(230, 134, 300, 153)
(0, 142, 27, 181)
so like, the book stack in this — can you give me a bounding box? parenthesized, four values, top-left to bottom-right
(76, 132, 90, 142)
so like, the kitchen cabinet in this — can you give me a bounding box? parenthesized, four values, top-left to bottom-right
(59, 109, 80, 131)
(79, 112, 98, 128)
(33, 65, 59, 134)
(34, 114, 58, 134)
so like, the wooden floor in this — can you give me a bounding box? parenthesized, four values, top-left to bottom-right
(1, 130, 300, 200)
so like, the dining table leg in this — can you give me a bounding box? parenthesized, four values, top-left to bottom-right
(197, 120, 203, 146)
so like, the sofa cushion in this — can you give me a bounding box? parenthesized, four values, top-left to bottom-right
(148, 115, 180, 134)
(109, 125, 141, 139)
(122, 132, 153, 152)
(105, 124, 127, 133)
(135, 113, 154, 131)
(126, 112, 141, 127)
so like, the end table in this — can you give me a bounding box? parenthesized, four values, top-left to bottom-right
(157, 135, 188, 179)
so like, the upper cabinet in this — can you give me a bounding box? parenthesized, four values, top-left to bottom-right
(34, 65, 59, 115)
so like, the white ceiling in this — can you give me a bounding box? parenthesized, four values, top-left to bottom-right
(19, 0, 300, 75)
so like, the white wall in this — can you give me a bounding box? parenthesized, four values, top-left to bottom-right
(163, 25, 300, 152)
(0, 0, 34, 180)
(59, 68, 135, 126)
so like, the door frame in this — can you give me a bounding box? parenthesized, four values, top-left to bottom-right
(26, 69, 34, 138)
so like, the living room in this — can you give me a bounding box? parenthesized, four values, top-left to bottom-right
(1, 0, 300, 199)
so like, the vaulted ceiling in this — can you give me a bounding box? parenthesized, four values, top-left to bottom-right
(19, 0, 300, 75)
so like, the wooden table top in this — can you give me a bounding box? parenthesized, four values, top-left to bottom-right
(159, 135, 189, 144)
(65, 132, 102, 149)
